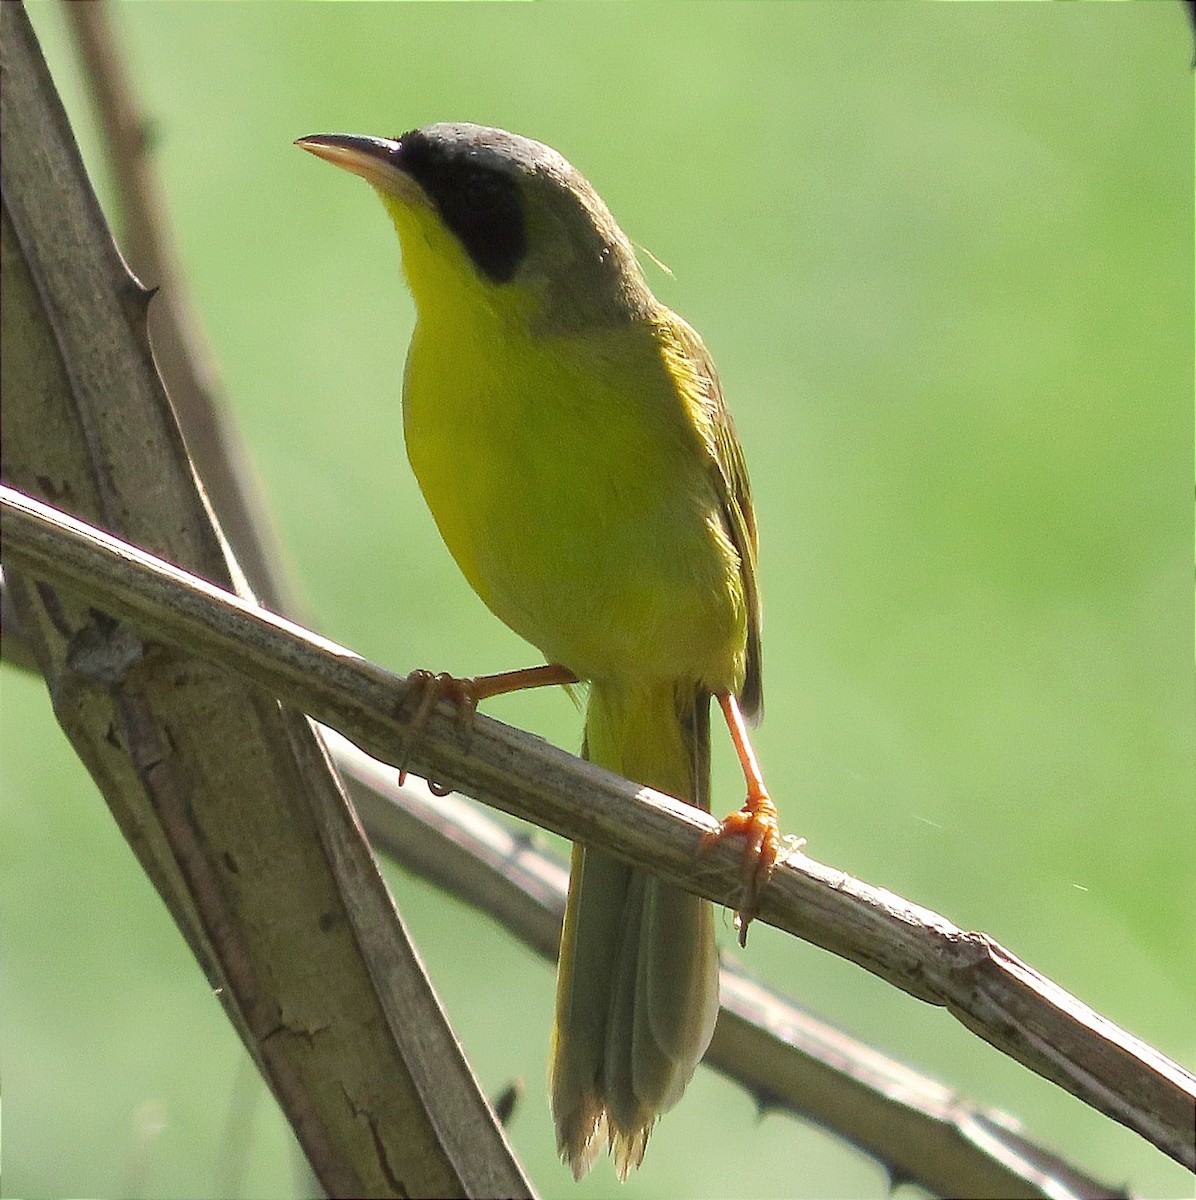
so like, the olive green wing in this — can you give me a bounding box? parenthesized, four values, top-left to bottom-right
(663, 314, 763, 724)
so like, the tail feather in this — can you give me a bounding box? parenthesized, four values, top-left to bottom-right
(641, 869, 717, 1082)
(550, 681, 719, 1180)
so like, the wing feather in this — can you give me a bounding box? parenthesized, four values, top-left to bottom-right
(657, 312, 763, 723)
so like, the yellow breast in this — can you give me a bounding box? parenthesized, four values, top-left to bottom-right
(402, 301, 748, 694)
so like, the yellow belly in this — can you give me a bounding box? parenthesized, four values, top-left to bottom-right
(403, 308, 747, 693)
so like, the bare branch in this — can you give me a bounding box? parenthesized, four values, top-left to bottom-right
(4, 484, 1192, 1176)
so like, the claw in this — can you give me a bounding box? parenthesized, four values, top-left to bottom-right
(394, 663, 577, 788)
(703, 791, 781, 946)
(396, 669, 479, 787)
(708, 690, 790, 946)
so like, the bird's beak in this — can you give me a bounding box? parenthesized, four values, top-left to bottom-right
(296, 133, 419, 200)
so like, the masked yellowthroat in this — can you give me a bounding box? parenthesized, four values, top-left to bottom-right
(297, 123, 780, 1180)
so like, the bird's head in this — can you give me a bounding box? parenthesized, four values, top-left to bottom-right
(297, 122, 653, 332)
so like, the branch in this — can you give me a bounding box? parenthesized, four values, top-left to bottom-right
(0, 6, 530, 1195)
(4, 484, 1192, 1176)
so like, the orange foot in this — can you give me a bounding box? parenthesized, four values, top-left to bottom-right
(704, 691, 785, 946)
(704, 791, 782, 946)
(397, 663, 578, 793)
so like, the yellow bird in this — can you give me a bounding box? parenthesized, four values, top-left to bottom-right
(298, 123, 780, 1180)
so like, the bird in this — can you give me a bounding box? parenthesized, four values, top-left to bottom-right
(297, 123, 781, 1180)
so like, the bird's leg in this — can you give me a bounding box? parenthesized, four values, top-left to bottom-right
(704, 691, 783, 946)
(397, 663, 578, 789)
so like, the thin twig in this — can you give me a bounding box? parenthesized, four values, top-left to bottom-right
(4, 484, 1192, 1175)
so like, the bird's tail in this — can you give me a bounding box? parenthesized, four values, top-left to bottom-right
(550, 680, 720, 1180)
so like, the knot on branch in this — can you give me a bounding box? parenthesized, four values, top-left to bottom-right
(65, 609, 145, 687)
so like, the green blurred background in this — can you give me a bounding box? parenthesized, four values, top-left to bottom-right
(3, 3, 1192, 1197)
